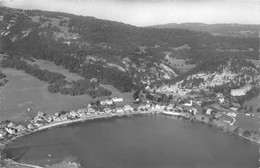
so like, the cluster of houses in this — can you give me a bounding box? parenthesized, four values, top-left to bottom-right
(0, 94, 241, 141)
(0, 97, 136, 140)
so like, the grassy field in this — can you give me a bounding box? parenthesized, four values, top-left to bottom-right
(234, 113, 259, 132)
(24, 59, 83, 82)
(243, 95, 260, 113)
(165, 57, 196, 72)
(0, 67, 134, 122)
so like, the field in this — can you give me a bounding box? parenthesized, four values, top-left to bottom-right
(234, 113, 259, 132)
(165, 57, 196, 72)
(24, 59, 83, 82)
(0, 63, 134, 121)
(243, 95, 260, 113)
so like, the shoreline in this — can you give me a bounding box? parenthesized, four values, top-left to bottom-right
(1, 109, 259, 168)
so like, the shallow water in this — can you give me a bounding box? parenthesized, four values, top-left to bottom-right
(5, 115, 259, 168)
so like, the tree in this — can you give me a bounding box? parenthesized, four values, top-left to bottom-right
(249, 106, 253, 112)
(244, 105, 247, 111)
(242, 130, 251, 137)
(257, 107, 260, 113)
(233, 127, 240, 134)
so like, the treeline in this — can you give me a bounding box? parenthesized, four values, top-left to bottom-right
(1, 57, 111, 97)
(1, 57, 66, 84)
(48, 79, 111, 98)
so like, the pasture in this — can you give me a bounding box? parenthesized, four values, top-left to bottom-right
(0, 67, 134, 122)
(24, 59, 83, 82)
(234, 113, 259, 132)
(165, 56, 196, 72)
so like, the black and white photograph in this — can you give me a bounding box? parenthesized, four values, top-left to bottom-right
(0, 0, 259, 168)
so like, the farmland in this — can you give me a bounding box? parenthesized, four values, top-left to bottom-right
(0, 64, 134, 121)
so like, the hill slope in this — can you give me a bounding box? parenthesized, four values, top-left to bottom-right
(0, 7, 259, 93)
(151, 23, 260, 38)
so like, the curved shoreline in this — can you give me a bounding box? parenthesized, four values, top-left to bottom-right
(1, 109, 259, 168)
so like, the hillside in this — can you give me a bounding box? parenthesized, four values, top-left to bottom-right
(151, 23, 260, 38)
(0, 6, 259, 94)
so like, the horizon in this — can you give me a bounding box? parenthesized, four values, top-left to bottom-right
(1, 0, 260, 27)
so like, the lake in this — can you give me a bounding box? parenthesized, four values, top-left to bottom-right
(4, 115, 259, 168)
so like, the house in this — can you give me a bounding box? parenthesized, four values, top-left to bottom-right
(166, 104, 174, 110)
(33, 117, 43, 123)
(154, 104, 165, 110)
(183, 100, 193, 106)
(189, 108, 198, 115)
(55, 112, 60, 117)
(27, 124, 35, 130)
(70, 111, 78, 118)
(45, 116, 53, 123)
(112, 97, 124, 103)
(216, 93, 224, 98)
(206, 108, 213, 115)
(87, 107, 96, 113)
(218, 97, 225, 104)
(230, 107, 238, 111)
(77, 109, 86, 117)
(138, 104, 151, 110)
(116, 108, 124, 113)
(60, 115, 68, 121)
(195, 101, 202, 106)
(90, 78, 98, 83)
(34, 123, 42, 127)
(53, 116, 62, 122)
(37, 111, 45, 118)
(100, 99, 113, 105)
(16, 125, 26, 132)
(227, 112, 237, 117)
(124, 105, 133, 111)
(4, 127, 15, 134)
(7, 122, 15, 128)
(0, 130, 6, 139)
(104, 108, 112, 113)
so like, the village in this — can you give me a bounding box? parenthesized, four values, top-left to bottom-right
(0, 92, 259, 152)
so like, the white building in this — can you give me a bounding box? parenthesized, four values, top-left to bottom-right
(229, 107, 238, 111)
(189, 108, 198, 114)
(27, 124, 34, 130)
(70, 111, 78, 118)
(60, 115, 68, 121)
(0, 130, 6, 139)
(183, 100, 193, 106)
(5, 127, 15, 134)
(206, 108, 213, 115)
(124, 105, 133, 111)
(16, 125, 26, 132)
(116, 108, 124, 113)
(104, 108, 112, 113)
(100, 99, 113, 105)
(154, 104, 165, 110)
(77, 109, 86, 117)
(112, 97, 124, 103)
(87, 107, 96, 113)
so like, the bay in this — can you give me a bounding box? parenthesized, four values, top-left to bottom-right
(4, 115, 259, 168)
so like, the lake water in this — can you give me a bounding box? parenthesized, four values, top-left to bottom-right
(4, 115, 259, 168)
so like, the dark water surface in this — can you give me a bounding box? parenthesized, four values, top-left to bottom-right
(5, 115, 259, 168)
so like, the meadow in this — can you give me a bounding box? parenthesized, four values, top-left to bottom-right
(0, 63, 134, 121)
